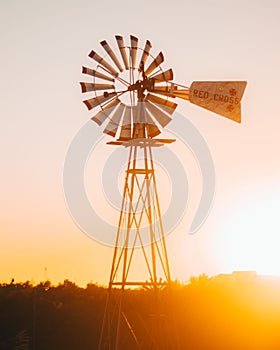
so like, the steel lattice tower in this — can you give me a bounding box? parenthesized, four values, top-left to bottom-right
(98, 138, 174, 350)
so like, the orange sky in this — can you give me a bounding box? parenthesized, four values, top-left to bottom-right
(1, 0, 280, 286)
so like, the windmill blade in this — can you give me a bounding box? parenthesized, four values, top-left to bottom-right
(145, 52, 164, 77)
(83, 92, 117, 110)
(119, 106, 132, 140)
(91, 98, 120, 125)
(103, 103, 125, 137)
(80, 82, 115, 93)
(189, 81, 247, 123)
(145, 100, 172, 127)
(132, 102, 147, 124)
(145, 113, 161, 138)
(88, 50, 118, 77)
(151, 83, 189, 99)
(172, 88, 190, 100)
(115, 35, 129, 70)
(150, 68, 173, 82)
(131, 103, 147, 138)
(130, 35, 138, 69)
(138, 40, 152, 71)
(146, 93, 177, 115)
(100, 40, 124, 72)
(82, 66, 115, 82)
(150, 84, 177, 98)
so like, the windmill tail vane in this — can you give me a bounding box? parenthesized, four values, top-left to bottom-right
(149, 80, 247, 123)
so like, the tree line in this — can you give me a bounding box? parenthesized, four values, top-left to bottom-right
(1, 274, 280, 349)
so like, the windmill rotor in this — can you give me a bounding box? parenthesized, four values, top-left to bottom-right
(80, 35, 179, 143)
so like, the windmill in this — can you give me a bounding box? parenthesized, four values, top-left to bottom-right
(80, 35, 247, 349)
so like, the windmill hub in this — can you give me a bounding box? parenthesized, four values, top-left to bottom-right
(127, 77, 155, 99)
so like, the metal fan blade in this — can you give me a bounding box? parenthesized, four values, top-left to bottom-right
(131, 103, 147, 138)
(88, 51, 118, 77)
(145, 52, 164, 77)
(82, 66, 115, 82)
(130, 35, 138, 69)
(119, 106, 132, 140)
(91, 98, 120, 125)
(133, 102, 148, 124)
(83, 92, 117, 111)
(150, 69, 173, 82)
(80, 82, 115, 93)
(172, 89, 189, 100)
(146, 93, 177, 116)
(150, 84, 177, 98)
(145, 100, 172, 127)
(103, 103, 125, 137)
(115, 35, 129, 70)
(189, 81, 247, 122)
(145, 113, 161, 138)
(151, 83, 189, 99)
(150, 90, 174, 98)
(100, 40, 123, 72)
(138, 40, 152, 71)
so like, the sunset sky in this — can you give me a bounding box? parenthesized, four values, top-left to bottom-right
(1, 0, 280, 286)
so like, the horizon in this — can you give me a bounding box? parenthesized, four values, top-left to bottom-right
(2, 270, 280, 289)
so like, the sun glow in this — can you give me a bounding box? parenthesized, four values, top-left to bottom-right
(216, 186, 280, 275)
